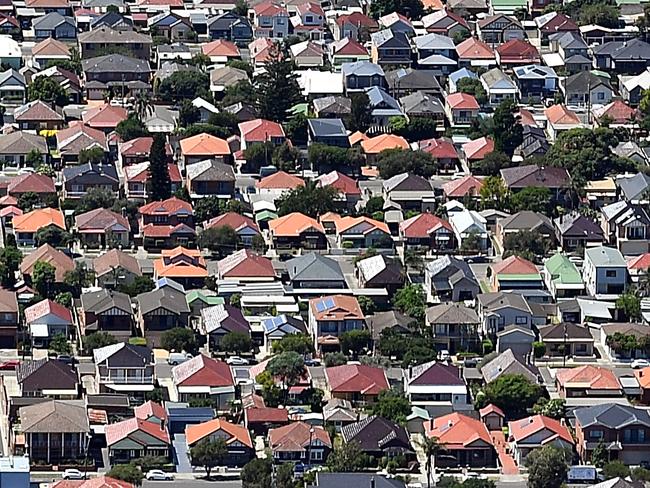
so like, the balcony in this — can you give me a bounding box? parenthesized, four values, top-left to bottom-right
(100, 376, 153, 384)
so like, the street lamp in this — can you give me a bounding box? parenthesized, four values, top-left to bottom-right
(563, 322, 568, 368)
(307, 427, 315, 469)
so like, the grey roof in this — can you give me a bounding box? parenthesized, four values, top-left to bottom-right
(366, 310, 412, 340)
(0, 68, 25, 88)
(477, 291, 531, 313)
(33, 12, 75, 30)
(574, 403, 650, 429)
(449, 67, 477, 83)
(137, 286, 190, 316)
(513, 64, 558, 80)
(341, 61, 385, 78)
(426, 255, 478, 290)
(481, 349, 537, 383)
(20, 400, 89, 433)
(207, 11, 252, 31)
(286, 252, 345, 283)
(563, 71, 612, 93)
(413, 32, 455, 51)
(593, 38, 650, 61)
(617, 172, 650, 201)
(80, 289, 133, 315)
(400, 91, 444, 115)
(79, 26, 151, 44)
(82, 54, 151, 74)
(90, 11, 132, 29)
(496, 324, 535, 338)
(554, 211, 604, 239)
(186, 159, 235, 182)
(310, 473, 406, 488)
(0, 130, 46, 155)
(425, 303, 478, 324)
(481, 68, 517, 90)
(210, 66, 249, 86)
(365, 86, 400, 110)
(539, 322, 593, 341)
(308, 118, 347, 138)
(383, 172, 432, 192)
(498, 211, 552, 232)
(552, 31, 588, 50)
(62, 163, 118, 183)
(312, 96, 351, 115)
(371, 29, 411, 48)
(385, 68, 442, 93)
(584, 246, 626, 267)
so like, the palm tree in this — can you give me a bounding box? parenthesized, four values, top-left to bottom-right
(639, 267, 650, 297)
(134, 92, 154, 121)
(417, 435, 445, 488)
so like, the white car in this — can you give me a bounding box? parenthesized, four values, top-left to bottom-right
(226, 356, 249, 365)
(145, 470, 174, 481)
(62, 469, 85, 480)
(438, 350, 451, 361)
(631, 359, 650, 369)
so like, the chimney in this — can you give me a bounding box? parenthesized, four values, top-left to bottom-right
(429, 418, 434, 430)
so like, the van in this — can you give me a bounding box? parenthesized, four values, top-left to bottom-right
(167, 352, 192, 365)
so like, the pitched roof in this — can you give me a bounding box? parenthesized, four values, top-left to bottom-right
(51, 476, 133, 488)
(447, 92, 479, 110)
(256, 171, 305, 190)
(7, 173, 55, 195)
(14, 100, 64, 122)
(462, 136, 494, 160)
(496, 39, 540, 62)
(585, 246, 626, 267)
(120, 136, 172, 158)
(93, 249, 142, 278)
(545, 104, 581, 126)
(0, 131, 47, 157)
(310, 294, 364, 321)
(20, 400, 89, 433)
(443, 175, 483, 198)
(186, 418, 253, 447)
(205, 212, 259, 233)
(172, 354, 234, 387)
(407, 360, 465, 386)
(574, 403, 650, 429)
(180, 133, 230, 156)
(105, 417, 169, 446)
(400, 212, 452, 238)
(508, 414, 574, 444)
(556, 365, 621, 390)
(82, 291, 133, 316)
(424, 412, 492, 448)
(217, 249, 275, 278)
(418, 137, 457, 160)
(491, 255, 538, 276)
(332, 37, 369, 56)
(239, 118, 285, 142)
(325, 364, 388, 394)
(286, 253, 344, 282)
(594, 99, 638, 124)
(134, 400, 167, 422)
(500, 164, 570, 189)
(24, 299, 72, 324)
(335, 11, 377, 28)
(20, 244, 74, 282)
(334, 215, 389, 235)
(360, 133, 409, 154)
(13, 207, 65, 233)
(82, 104, 128, 129)
(136, 285, 189, 315)
(202, 39, 240, 57)
(456, 37, 495, 60)
(269, 421, 331, 451)
(75, 208, 130, 233)
(628, 253, 650, 271)
(269, 212, 324, 236)
(139, 197, 192, 216)
(341, 415, 410, 452)
(426, 303, 479, 325)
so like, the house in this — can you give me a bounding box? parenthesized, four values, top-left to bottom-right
(313, 96, 351, 118)
(426, 302, 479, 353)
(105, 417, 169, 463)
(477, 14, 525, 45)
(290, 41, 324, 67)
(325, 364, 387, 405)
(217, 249, 275, 282)
(400, 93, 445, 128)
(574, 404, 650, 465)
(500, 164, 570, 200)
(583, 246, 628, 297)
(399, 213, 454, 251)
(496, 325, 535, 357)
(20, 244, 73, 283)
(477, 291, 533, 337)
(209, 66, 249, 94)
(186, 291, 224, 319)
(496, 211, 554, 249)
(124, 162, 181, 201)
(601, 201, 650, 256)
(269, 212, 327, 251)
(361, 134, 409, 162)
(538, 322, 594, 357)
(138, 197, 195, 250)
(79, 26, 152, 59)
(366, 311, 411, 346)
(514, 125, 549, 160)
(16, 358, 77, 398)
(600, 323, 650, 360)
(423, 413, 496, 468)
(185, 418, 254, 466)
(535, 12, 578, 40)
(341, 61, 385, 93)
(153, 247, 208, 289)
(554, 212, 604, 252)
(290, 2, 326, 41)
(74, 208, 130, 249)
(370, 29, 411, 65)
(542, 253, 584, 299)
(481, 348, 537, 384)
(593, 39, 650, 74)
(316, 172, 360, 210)
(180, 133, 231, 167)
(448, 209, 490, 251)
(62, 163, 119, 200)
(79, 289, 134, 341)
(32, 12, 76, 40)
(508, 415, 574, 465)
(56, 121, 107, 164)
(309, 474, 407, 488)
(562, 71, 613, 107)
(18, 400, 89, 464)
(545, 104, 581, 142)
(120, 136, 172, 166)
(309, 295, 364, 352)
(356, 254, 403, 295)
(261, 314, 306, 347)
(422, 9, 469, 37)
(93, 342, 154, 399)
(556, 364, 623, 399)
(269, 422, 331, 464)
(341, 416, 412, 460)
(13, 208, 65, 247)
(82, 55, 151, 99)
(425, 255, 479, 302)
(136, 284, 190, 345)
(25, 300, 73, 349)
(171, 355, 235, 410)
(252, 1, 289, 39)
(285, 253, 346, 289)
(513, 65, 558, 101)
(628, 253, 650, 284)
(245, 403, 290, 436)
(551, 32, 591, 73)
(13, 100, 64, 131)
(0, 68, 25, 103)
(205, 213, 260, 247)
(93, 249, 142, 289)
(186, 160, 235, 199)
(403, 360, 469, 416)
(0, 131, 48, 169)
(308, 119, 349, 148)
(149, 12, 193, 41)
(134, 401, 166, 426)
(386, 68, 443, 97)
(455, 37, 496, 68)
(0, 35, 20, 69)
(490, 255, 543, 291)
(333, 12, 377, 42)
(335, 216, 391, 248)
(378, 12, 413, 34)
(201, 39, 240, 64)
(256, 171, 305, 200)
(480, 404, 505, 431)
(238, 118, 285, 151)
(480, 68, 518, 106)
(495, 40, 540, 67)
(445, 92, 479, 126)
(207, 11, 252, 43)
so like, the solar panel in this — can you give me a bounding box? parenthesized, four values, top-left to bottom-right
(315, 300, 327, 312)
(324, 297, 335, 310)
(262, 319, 275, 332)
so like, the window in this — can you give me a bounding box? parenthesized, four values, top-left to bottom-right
(589, 430, 604, 439)
(311, 450, 323, 461)
(606, 270, 617, 278)
(306, 15, 313, 22)
(515, 316, 528, 325)
(597, 92, 605, 100)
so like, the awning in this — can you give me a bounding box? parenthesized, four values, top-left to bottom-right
(106, 383, 155, 392)
(30, 323, 49, 338)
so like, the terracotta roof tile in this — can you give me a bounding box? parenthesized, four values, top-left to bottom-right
(419, 138, 458, 160)
(628, 253, 650, 271)
(93, 249, 142, 278)
(205, 212, 259, 233)
(245, 407, 289, 424)
(545, 104, 581, 126)
(508, 414, 574, 445)
(424, 412, 492, 447)
(186, 418, 253, 447)
(139, 197, 193, 216)
(82, 104, 128, 129)
(399, 212, 452, 238)
(75, 208, 130, 233)
(490, 255, 538, 275)
(172, 354, 234, 387)
(447, 92, 479, 110)
(180, 133, 231, 156)
(334, 215, 389, 235)
(443, 175, 483, 198)
(556, 365, 621, 390)
(105, 417, 169, 446)
(7, 173, 55, 195)
(325, 364, 388, 395)
(120, 137, 172, 157)
(14, 100, 64, 122)
(462, 136, 494, 160)
(239, 119, 285, 142)
(496, 40, 540, 63)
(269, 212, 324, 236)
(317, 171, 360, 196)
(256, 171, 305, 190)
(20, 244, 75, 282)
(217, 249, 275, 278)
(456, 37, 495, 60)
(360, 134, 409, 154)
(24, 298, 72, 324)
(269, 421, 331, 451)
(13, 207, 65, 233)
(32, 37, 70, 57)
(202, 39, 240, 57)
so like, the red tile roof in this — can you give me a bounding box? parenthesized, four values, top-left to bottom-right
(269, 421, 331, 451)
(334, 215, 389, 235)
(256, 171, 305, 190)
(269, 212, 324, 236)
(545, 104, 580, 126)
(82, 104, 128, 129)
(105, 417, 169, 446)
(462, 136, 494, 160)
(594, 100, 638, 125)
(447, 92, 479, 110)
(205, 212, 259, 233)
(186, 418, 253, 447)
(317, 170, 360, 196)
(202, 39, 240, 58)
(139, 197, 193, 216)
(479, 403, 504, 418)
(456, 37, 495, 60)
(24, 298, 72, 324)
(424, 412, 493, 448)
(245, 407, 289, 424)
(335, 11, 377, 28)
(539, 12, 578, 33)
(332, 37, 369, 56)
(628, 253, 650, 271)
(496, 40, 540, 63)
(13, 208, 65, 233)
(217, 249, 275, 278)
(555, 365, 621, 391)
(239, 119, 285, 142)
(508, 414, 574, 445)
(360, 134, 409, 154)
(120, 137, 172, 158)
(7, 173, 55, 195)
(490, 255, 538, 276)
(126, 162, 181, 183)
(172, 354, 234, 388)
(325, 364, 388, 395)
(51, 477, 134, 488)
(419, 137, 458, 160)
(400, 212, 452, 238)
(21, 244, 74, 282)
(180, 133, 230, 156)
(443, 175, 483, 198)
(254, 1, 287, 16)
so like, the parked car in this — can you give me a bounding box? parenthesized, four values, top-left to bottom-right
(631, 359, 650, 369)
(438, 350, 450, 361)
(167, 352, 193, 365)
(56, 355, 75, 365)
(226, 356, 249, 365)
(0, 360, 20, 370)
(145, 470, 174, 481)
(63, 469, 85, 480)
(305, 358, 321, 366)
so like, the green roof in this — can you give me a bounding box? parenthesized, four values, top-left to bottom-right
(616, 0, 641, 5)
(544, 253, 583, 285)
(256, 210, 278, 222)
(290, 103, 308, 116)
(490, 0, 527, 6)
(186, 291, 224, 306)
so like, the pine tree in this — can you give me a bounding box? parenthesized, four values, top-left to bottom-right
(148, 134, 171, 201)
(254, 42, 302, 122)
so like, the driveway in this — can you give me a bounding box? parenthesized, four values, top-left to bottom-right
(173, 434, 193, 473)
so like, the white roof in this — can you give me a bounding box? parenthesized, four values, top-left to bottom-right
(0, 36, 20, 57)
(576, 298, 614, 319)
(297, 70, 344, 96)
(449, 209, 487, 235)
(357, 254, 387, 282)
(622, 68, 650, 92)
(192, 97, 219, 114)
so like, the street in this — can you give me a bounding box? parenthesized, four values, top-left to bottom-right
(142, 481, 242, 488)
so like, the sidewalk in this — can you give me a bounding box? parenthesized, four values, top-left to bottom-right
(490, 430, 518, 475)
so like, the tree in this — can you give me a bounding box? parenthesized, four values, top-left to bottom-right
(63, 262, 95, 297)
(390, 117, 438, 142)
(227, 59, 254, 77)
(284, 113, 308, 147)
(358, 295, 376, 315)
(33, 260, 56, 298)
(394, 284, 426, 321)
(616, 290, 642, 322)
(377, 149, 437, 179)
(254, 42, 302, 122)
(199, 226, 238, 257)
(78, 187, 116, 213)
(222, 79, 256, 107)
(148, 134, 171, 201)
(370, 388, 411, 423)
(490, 99, 522, 156)
(308, 143, 362, 173)
(326, 441, 371, 472)
(418, 436, 445, 488)
(194, 196, 223, 223)
(272, 334, 314, 356)
(480, 176, 508, 209)
(55, 291, 73, 307)
(457, 77, 487, 106)
(340, 329, 371, 358)
(83, 332, 117, 353)
(35, 224, 72, 248)
(159, 71, 210, 102)
(275, 462, 298, 488)
(134, 92, 154, 121)
(268, 351, 304, 399)
(49, 333, 71, 355)
(509, 187, 551, 214)
(233, 0, 249, 15)
(477, 373, 544, 419)
(252, 234, 266, 254)
(276, 181, 339, 218)
(47, 47, 81, 74)
(107, 463, 144, 486)
(579, 3, 620, 27)
(532, 398, 565, 420)
(27, 76, 68, 106)
(591, 439, 608, 468)
(503, 230, 549, 262)
(78, 147, 105, 165)
(602, 461, 630, 480)
(116, 116, 148, 142)
(532, 341, 546, 360)
(323, 351, 347, 367)
(17, 192, 40, 212)
(241, 458, 272, 488)
(220, 331, 252, 354)
(118, 275, 155, 297)
(525, 446, 570, 488)
(190, 438, 228, 479)
(0, 246, 22, 288)
(244, 141, 275, 171)
(345, 93, 373, 133)
(461, 231, 482, 253)
(272, 141, 300, 172)
(473, 151, 513, 177)
(178, 99, 201, 127)
(26, 149, 43, 167)
(161, 327, 197, 354)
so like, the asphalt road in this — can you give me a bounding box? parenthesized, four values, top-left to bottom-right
(142, 481, 242, 488)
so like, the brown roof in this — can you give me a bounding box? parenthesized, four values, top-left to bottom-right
(21, 244, 75, 282)
(0, 290, 18, 313)
(7, 173, 55, 195)
(14, 100, 64, 122)
(20, 400, 89, 433)
(93, 249, 142, 278)
(32, 37, 70, 57)
(75, 208, 131, 233)
(269, 421, 331, 452)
